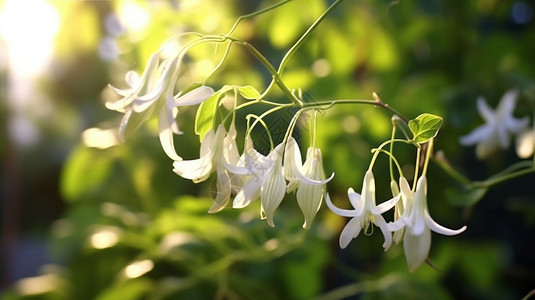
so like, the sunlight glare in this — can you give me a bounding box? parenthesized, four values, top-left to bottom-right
(0, 0, 60, 77)
(124, 259, 154, 278)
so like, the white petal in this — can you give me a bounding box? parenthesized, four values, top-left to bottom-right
(476, 96, 496, 123)
(200, 128, 216, 157)
(399, 177, 412, 198)
(347, 188, 362, 211)
(237, 176, 263, 207)
(284, 137, 302, 191)
(105, 91, 134, 111)
(497, 89, 518, 116)
(158, 104, 181, 161)
(387, 218, 405, 232)
(425, 212, 467, 236)
(296, 181, 324, 229)
(172, 153, 214, 182)
(132, 93, 160, 113)
(374, 214, 393, 251)
(325, 193, 358, 217)
(208, 167, 232, 213)
(174, 86, 214, 106)
(375, 194, 400, 214)
(459, 124, 494, 146)
(232, 190, 247, 208)
(260, 164, 287, 227)
(339, 217, 362, 249)
(505, 116, 529, 134)
(125, 70, 141, 87)
(403, 227, 431, 272)
(406, 176, 427, 236)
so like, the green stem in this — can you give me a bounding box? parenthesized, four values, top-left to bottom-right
(368, 138, 413, 171)
(472, 166, 535, 189)
(260, 0, 346, 98)
(431, 156, 472, 185)
(389, 125, 397, 182)
(246, 104, 293, 139)
(225, 0, 294, 37)
(302, 98, 410, 124)
(421, 138, 433, 177)
(239, 42, 301, 104)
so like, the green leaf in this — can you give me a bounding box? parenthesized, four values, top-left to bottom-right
(96, 278, 154, 300)
(237, 85, 261, 99)
(408, 113, 443, 143)
(195, 91, 222, 141)
(446, 185, 488, 206)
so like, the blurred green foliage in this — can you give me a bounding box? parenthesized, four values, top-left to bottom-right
(2, 0, 535, 299)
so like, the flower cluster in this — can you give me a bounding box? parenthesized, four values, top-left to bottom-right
(106, 49, 215, 161)
(104, 26, 469, 272)
(106, 48, 335, 228)
(327, 170, 466, 271)
(174, 131, 334, 228)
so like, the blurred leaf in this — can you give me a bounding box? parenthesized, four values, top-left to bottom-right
(61, 146, 113, 202)
(409, 113, 443, 144)
(446, 185, 487, 206)
(96, 278, 153, 300)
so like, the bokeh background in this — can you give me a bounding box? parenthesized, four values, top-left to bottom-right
(1, 0, 535, 299)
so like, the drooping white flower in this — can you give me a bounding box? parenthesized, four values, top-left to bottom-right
(394, 176, 467, 272)
(260, 144, 287, 227)
(226, 137, 273, 210)
(326, 170, 400, 250)
(107, 53, 214, 160)
(459, 90, 528, 159)
(172, 124, 240, 213)
(226, 142, 287, 227)
(284, 137, 334, 229)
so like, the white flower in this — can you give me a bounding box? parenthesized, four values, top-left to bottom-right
(226, 138, 273, 209)
(459, 90, 528, 159)
(172, 124, 240, 213)
(260, 144, 287, 227)
(326, 170, 400, 250)
(226, 142, 287, 227)
(394, 176, 467, 272)
(284, 137, 334, 229)
(107, 53, 214, 160)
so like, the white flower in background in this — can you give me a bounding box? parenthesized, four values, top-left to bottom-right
(516, 124, 535, 159)
(284, 137, 334, 229)
(459, 90, 528, 159)
(326, 170, 400, 250)
(107, 52, 214, 160)
(173, 124, 240, 213)
(393, 176, 467, 272)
